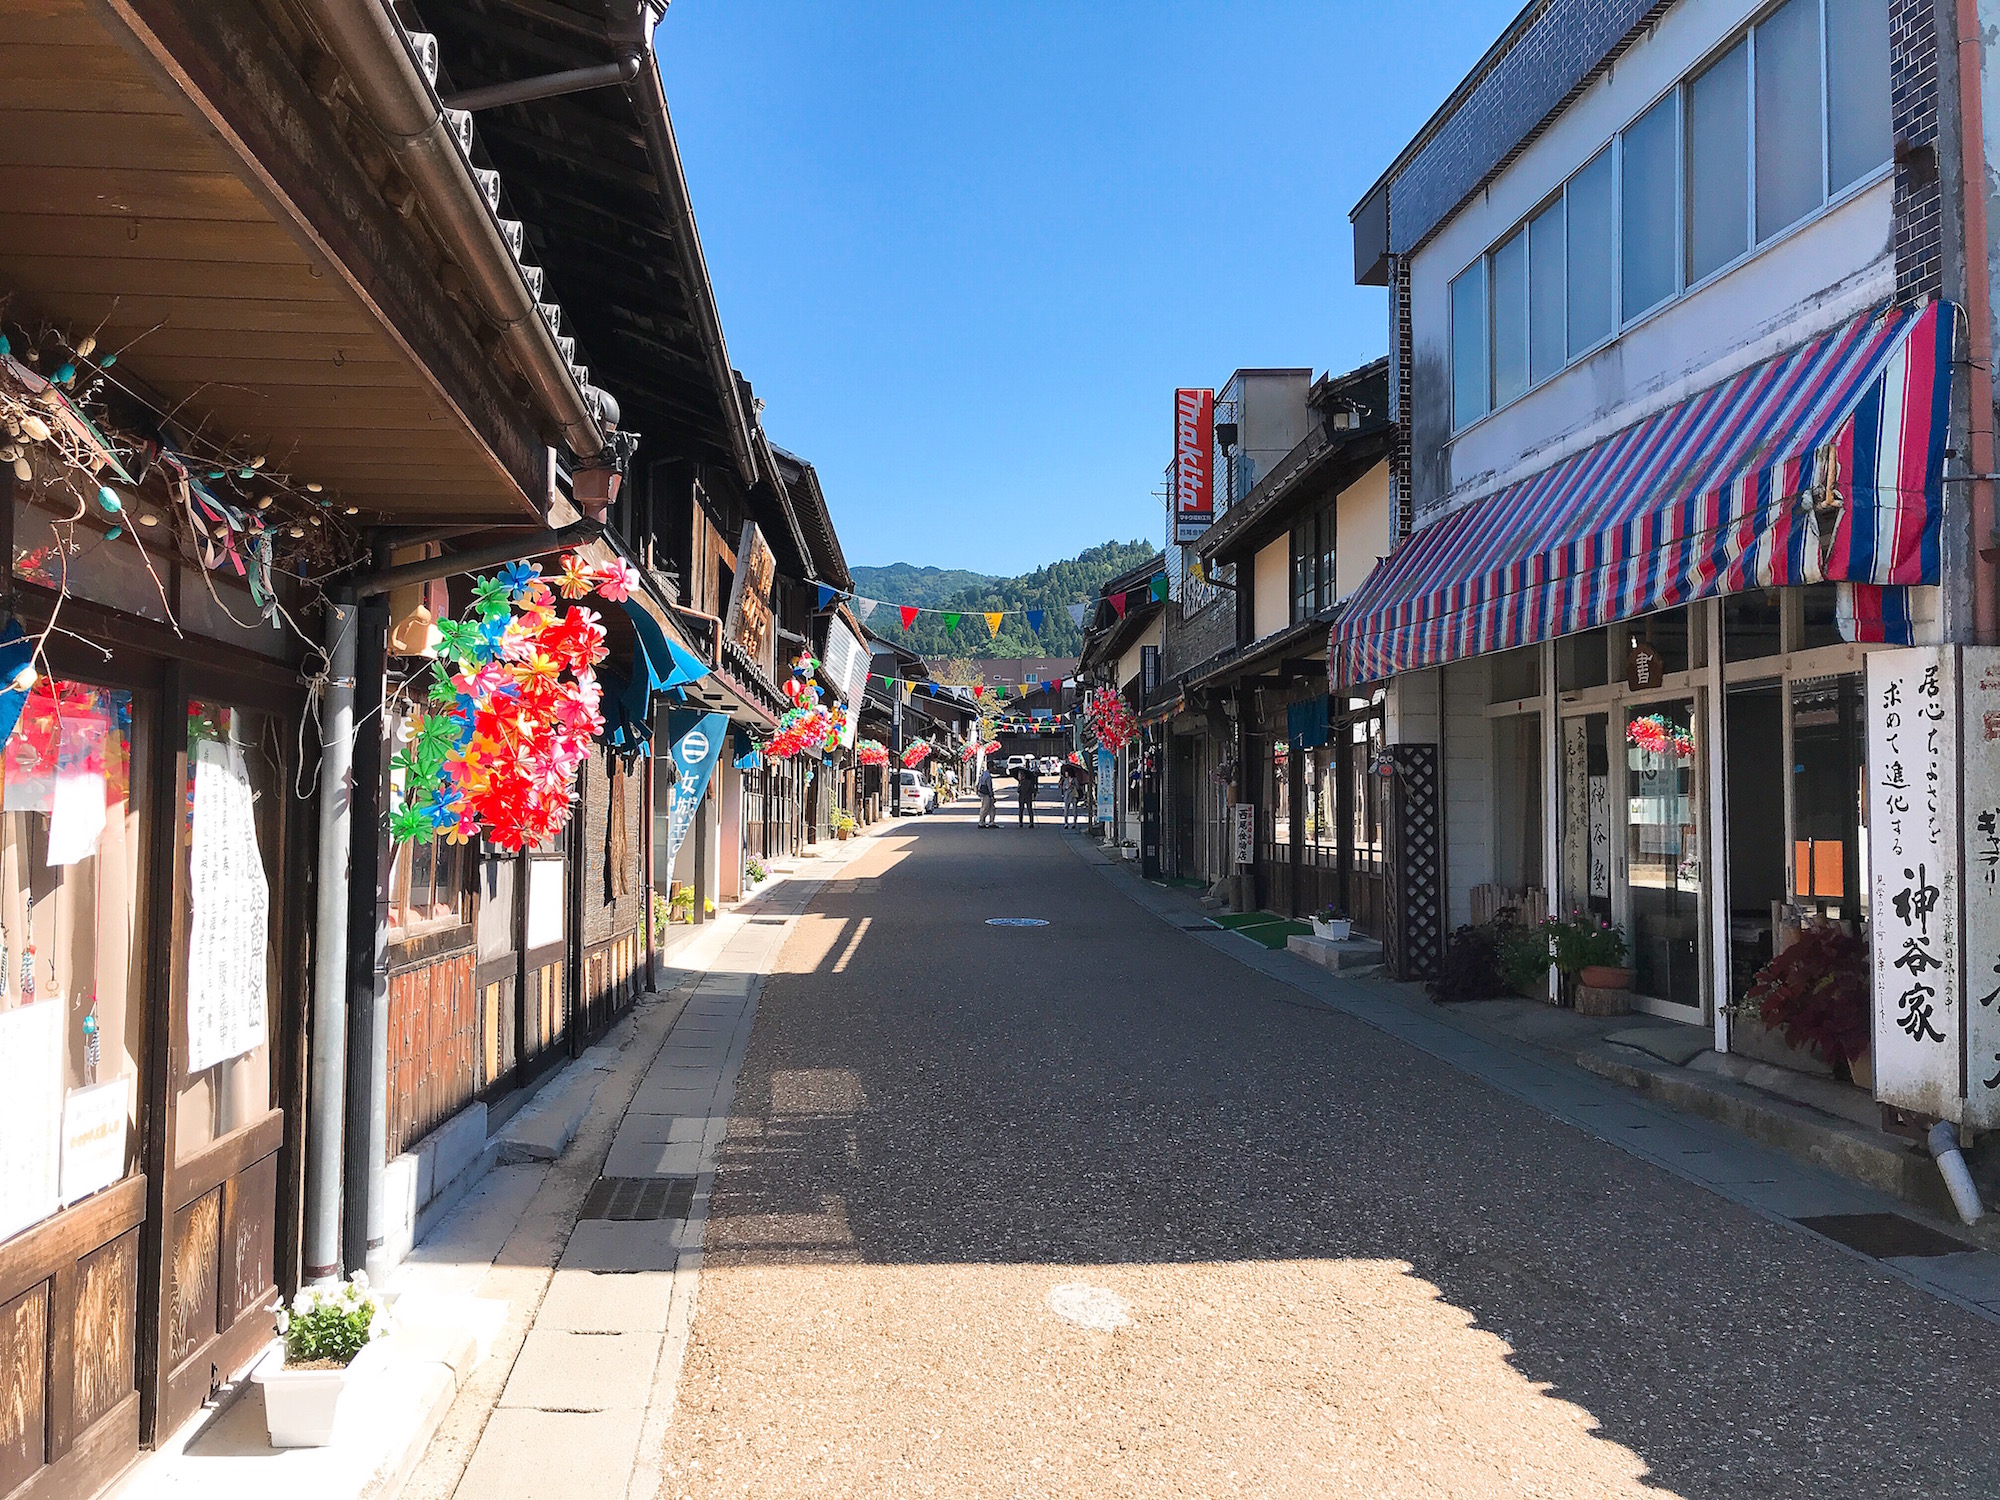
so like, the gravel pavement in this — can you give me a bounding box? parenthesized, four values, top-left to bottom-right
(653, 799, 2000, 1499)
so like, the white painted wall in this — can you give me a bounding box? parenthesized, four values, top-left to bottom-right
(1252, 537, 1290, 638)
(1336, 460, 1393, 600)
(1408, 0, 1896, 523)
(1114, 621, 1162, 694)
(1440, 659, 1494, 929)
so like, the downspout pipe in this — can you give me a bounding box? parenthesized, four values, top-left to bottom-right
(1928, 1121, 1985, 1225)
(297, 0, 605, 461)
(303, 589, 357, 1283)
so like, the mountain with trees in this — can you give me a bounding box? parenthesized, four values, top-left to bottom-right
(854, 538, 1156, 658)
(847, 563, 996, 610)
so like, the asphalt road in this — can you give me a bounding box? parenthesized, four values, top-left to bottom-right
(655, 798, 2000, 1499)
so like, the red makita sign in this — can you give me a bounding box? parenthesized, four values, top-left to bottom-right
(1173, 388, 1214, 543)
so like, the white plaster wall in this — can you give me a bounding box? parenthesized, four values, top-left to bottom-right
(1387, 668, 1440, 745)
(1115, 622, 1161, 694)
(1408, 0, 1897, 522)
(1253, 537, 1290, 638)
(1337, 460, 1393, 600)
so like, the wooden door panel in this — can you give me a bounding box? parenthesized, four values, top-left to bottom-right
(0, 1282, 50, 1495)
(68, 1229, 138, 1438)
(165, 1190, 219, 1372)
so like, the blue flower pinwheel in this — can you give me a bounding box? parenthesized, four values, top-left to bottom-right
(496, 560, 539, 599)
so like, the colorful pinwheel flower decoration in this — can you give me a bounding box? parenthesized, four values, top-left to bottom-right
(1627, 712, 1695, 760)
(389, 552, 632, 851)
(901, 741, 933, 769)
(1084, 687, 1137, 752)
(764, 650, 840, 759)
(855, 738, 890, 767)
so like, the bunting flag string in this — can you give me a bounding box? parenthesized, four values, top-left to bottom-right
(805, 576, 1170, 636)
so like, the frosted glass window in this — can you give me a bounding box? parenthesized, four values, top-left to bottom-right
(1451, 262, 1489, 428)
(1491, 228, 1529, 406)
(1529, 202, 1565, 382)
(1687, 40, 1749, 283)
(1755, 0, 1824, 240)
(1621, 91, 1679, 319)
(1826, 0, 1892, 191)
(1566, 149, 1615, 355)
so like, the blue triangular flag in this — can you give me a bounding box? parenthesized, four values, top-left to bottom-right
(1025, 609, 1044, 633)
(1067, 602, 1087, 628)
(816, 583, 837, 610)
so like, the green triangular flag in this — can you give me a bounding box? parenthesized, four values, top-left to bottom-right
(943, 612, 960, 632)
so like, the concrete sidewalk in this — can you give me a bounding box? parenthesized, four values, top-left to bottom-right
(1069, 833, 2000, 1326)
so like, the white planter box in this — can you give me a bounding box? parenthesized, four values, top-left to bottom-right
(1121, 845, 1139, 860)
(1310, 918, 1352, 941)
(254, 1343, 357, 1447)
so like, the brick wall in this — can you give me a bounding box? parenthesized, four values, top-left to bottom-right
(1162, 595, 1236, 682)
(1890, 0, 1943, 301)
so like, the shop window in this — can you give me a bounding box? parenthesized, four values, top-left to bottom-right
(1724, 589, 1783, 660)
(1756, 0, 1824, 239)
(1306, 744, 1337, 849)
(1686, 39, 1749, 284)
(1529, 200, 1566, 383)
(1625, 701, 1704, 1010)
(1350, 712, 1385, 870)
(1798, 583, 1846, 651)
(1451, 262, 1489, 428)
(1490, 644, 1541, 703)
(1621, 91, 1680, 320)
(389, 829, 466, 932)
(1491, 226, 1530, 407)
(1557, 627, 1610, 692)
(1625, 607, 1691, 677)
(177, 702, 282, 1156)
(1725, 683, 1786, 1006)
(1791, 674, 1866, 927)
(1827, 0, 1893, 191)
(1492, 713, 1544, 894)
(1267, 741, 1291, 847)
(0, 681, 148, 1244)
(1566, 149, 1616, 356)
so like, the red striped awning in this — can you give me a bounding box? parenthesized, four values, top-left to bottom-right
(1334, 299, 1955, 685)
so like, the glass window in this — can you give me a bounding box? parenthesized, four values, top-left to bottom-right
(1724, 589, 1783, 660)
(1566, 149, 1616, 355)
(1529, 201, 1566, 383)
(1625, 699, 1703, 1009)
(1451, 261, 1490, 428)
(1491, 227, 1530, 406)
(1799, 582, 1846, 649)
(1627, 607, 1691, 677)
(0, 682, 148, 1243)
(1687, 39, 1750, 283)
(1557, 627, 1611, 692)
(1622, 91, 1680, 319)
(1791, 674, 1867, 927)
(1756, 0, 1825, 240)
(1493, 713, 1545, 893)
(177, 702, 282, 1158)
(1826, 0, 1892, 193)
(1491, 644, 1542, 703)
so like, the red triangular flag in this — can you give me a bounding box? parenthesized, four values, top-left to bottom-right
(899, 605, 919, 630)
(973, 685, 985, 700)
(1110, 592, 1128, 618)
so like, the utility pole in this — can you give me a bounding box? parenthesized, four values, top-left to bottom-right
(891, 691, 903, 816)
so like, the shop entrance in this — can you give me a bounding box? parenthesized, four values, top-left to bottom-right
(1622, 698, 1703, 1016)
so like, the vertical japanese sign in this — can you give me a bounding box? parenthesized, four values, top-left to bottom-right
(1233, 803, 1256, 867)
(1096, 747, 1115, 823)
(723, 522, 777, 680)
(1866, 648, 1961, 1119)
(186, 737, 269, 1075)
(1959, 649, 2000, 1126)
(664, 712, 729, 876)
(1173, 388, 1214, 544)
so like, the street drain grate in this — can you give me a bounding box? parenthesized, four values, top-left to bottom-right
(580, 1177, 696, 1222)
(1795, 1212, 1973, 1259)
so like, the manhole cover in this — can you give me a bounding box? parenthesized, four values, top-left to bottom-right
(1046, 1282, 1132, 1331)
(1795, 1212, 1974, 1258)
(986, 918, 1049, 927)
(580, 1177, 696, 1222)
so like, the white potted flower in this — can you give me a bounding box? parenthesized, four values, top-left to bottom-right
(1310, 904, 1352, 941)
(253, 1271, 392, 1447)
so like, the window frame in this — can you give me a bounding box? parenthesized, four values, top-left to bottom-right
(1447, 0, 1892, 435)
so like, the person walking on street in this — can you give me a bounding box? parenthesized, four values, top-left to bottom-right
(976, 763, 996, 828)
(1061, 760, 1081, 828)
(1015, 758, 1039, 827)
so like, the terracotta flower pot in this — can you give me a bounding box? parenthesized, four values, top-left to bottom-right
(1580, 965, 1634, 990)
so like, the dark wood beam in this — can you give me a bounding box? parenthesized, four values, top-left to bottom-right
(96, 0, 552, 518)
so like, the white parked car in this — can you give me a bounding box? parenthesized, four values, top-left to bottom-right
(1003, 754, 1029, 775)
(894, 768, 934, 814)
(1039, 757, 1060, 776)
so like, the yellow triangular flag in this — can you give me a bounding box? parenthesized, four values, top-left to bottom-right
(985, 611, 1003, 637)
(899, 681, 912, 704)
(1017, 682, 1030, 696)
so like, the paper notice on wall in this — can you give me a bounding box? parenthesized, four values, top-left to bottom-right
(45, 714, 107, 866)
(0, 1001, 64, 1241)
(185, 738, 268, 1075)
(1959, 648, 2000, 1128)
(61, 1077, 129, 1205)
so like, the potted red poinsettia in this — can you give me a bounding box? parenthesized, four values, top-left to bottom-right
(1743, 924, 1871, 1084)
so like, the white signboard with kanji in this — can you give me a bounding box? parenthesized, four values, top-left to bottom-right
(185, 738, 269, 1075)
(1866, 648, 1962, 1120)
(1959, 648, 2000, 1127)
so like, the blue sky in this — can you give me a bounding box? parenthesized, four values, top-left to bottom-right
(656, 2, 1521, 576)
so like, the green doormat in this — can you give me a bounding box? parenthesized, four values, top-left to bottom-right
(1210, 912, 1313, 949)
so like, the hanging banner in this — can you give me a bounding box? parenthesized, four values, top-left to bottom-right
(0, 1000, 62, 1240)
(1866, 648, 1962, 1120)
(821, 615, 872, 709)
(186, 737, 269, 1075)
(1959, 649, 2000, 1126)
(1096, 747, 1115, 823)
(1173, 387, 1215, 543)
(663, 711, 730, 876)
(1232, 803, 1256, 867)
